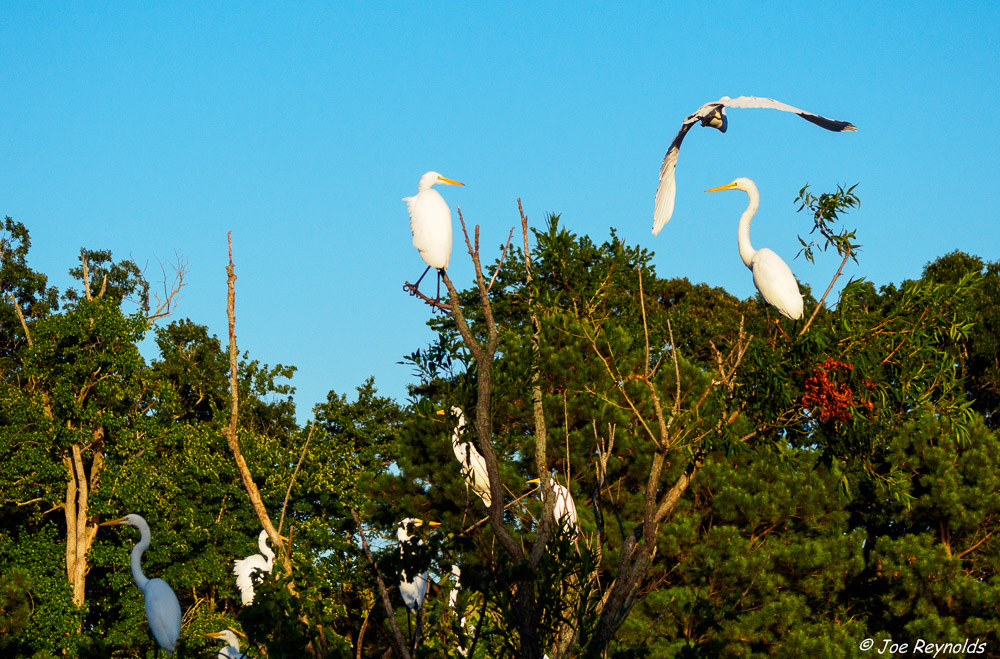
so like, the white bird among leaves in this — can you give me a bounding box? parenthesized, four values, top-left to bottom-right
(233, 530, 286, 606)
(102, 514, 182, 654)
(397, 518, 441, 611)
(528, 475, 580, 537)
(205, 629, 247, 659)
(438, 407, 492, 507)
(404, 171, 465, 300)
(653, 95, 856, 235)
(705, 177, 804, 320)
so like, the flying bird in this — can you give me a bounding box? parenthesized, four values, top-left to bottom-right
(205, 629, 247, 659)
(653, 95, 856, 235)
(102, 514, 182, 655)
(438, 407, 492, 507)
(528, 475, 580, 536)
(233, 529, 286, 606)
(705, 177, 803, 320)
(404, 171, 465, 300)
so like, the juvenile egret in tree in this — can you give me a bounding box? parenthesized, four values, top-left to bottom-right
(404, 171, 465, 300)
(103, 514, 181, 654)
(527, 475, 580, 536)
(233, 529, 286, 606)
(653, 95, 856, 234)
(705, 177, 804, 320)
(205, 629, 246, 659)
(438, 407, 492, 507)
(397, 518, 440, 612)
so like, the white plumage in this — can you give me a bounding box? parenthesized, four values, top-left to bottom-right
(653, 95, 856, 235)
(397, 518, 439, 611)
(403, 171, 464, 295)
(103, 514, 182, 654)
(205, 629, 246, 659)
(528, 475, 580, 536)
(232, 530, 278, 606)
(439, 407, 492, 507)
(705, 177, 804, 320)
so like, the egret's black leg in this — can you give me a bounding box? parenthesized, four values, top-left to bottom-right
(407, 607, 413, 641)
(435, 269, 443, 302)
(413, 265, 432, 291)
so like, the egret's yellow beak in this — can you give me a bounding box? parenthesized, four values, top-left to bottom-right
(428, 521, 441, 527)
(436, 409, 446, 416)
(100, 517, 127, 526)
(205, 632, 225, 640)
(526, 478, 541, 485)
(705, 182, 739, 193)
(437, 176, 465, 186)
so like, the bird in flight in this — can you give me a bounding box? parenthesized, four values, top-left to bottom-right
(653, 95, 856, 235)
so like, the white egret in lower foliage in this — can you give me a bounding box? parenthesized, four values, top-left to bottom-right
(404, 171, 465, 300)
(447, 564, 462, 609)
(205, 629, 246, 659)
(653, 95, 857, 234)
(102, 514, 181, 654)
(705, 177, 804, 320)
(397, 518, 441, 611)
(528, 475, 580, 536)
(438, 407, 492, 507)
(233, 529, 287, 606)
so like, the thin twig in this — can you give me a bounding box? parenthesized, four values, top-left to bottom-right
(487, 227, 516, 293)
(279, 421, 315, 536)
(800, 250, 850, 336)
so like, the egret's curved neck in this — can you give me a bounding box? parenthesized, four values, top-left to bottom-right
(129, 523, 151, 591)
(259, 533, 275, 566)
(737, 186, 760, 269)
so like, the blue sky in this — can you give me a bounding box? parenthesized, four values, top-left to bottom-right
(3, 3, 998, 419)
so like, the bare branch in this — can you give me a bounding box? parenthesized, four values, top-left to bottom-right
(279, 421, 315, 537)
(9, 293, 33, 347)
(800, 250, 850, 336)
(147, 254, 188, 324)
(487, 227, 516, 293)
(351, 509, 412, 659)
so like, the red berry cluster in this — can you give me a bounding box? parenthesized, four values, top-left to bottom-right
(802, 358, 874, 424)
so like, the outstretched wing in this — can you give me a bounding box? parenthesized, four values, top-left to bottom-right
(233, 554, 268, 605)
(652, 120, 697, 235)
(720, 95, 857, 132)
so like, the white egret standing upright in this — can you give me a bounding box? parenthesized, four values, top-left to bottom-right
(653, 95, 856, 234)
(233, 529, 287, 606)
(437, 407, 492, 507)
(404, 171, 465, 300)
(705, 177, 804, 320)
(103, 514, 182, 655)
(527, 475, 580, 536)
(205, 629, 247, 659)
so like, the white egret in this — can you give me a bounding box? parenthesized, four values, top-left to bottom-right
(103, 514, 182, 654)
(397, 518, 440, 611)
(438, 407, 492, 507)
(705, 177, 804, 320)
(447, 564, 462, 609)
(527, 475, 580, 536)
(233, 529, 287, 606)
(205, 629, 246, 659)
(404, 171, 465, 300)
(653, 95, 856, 234)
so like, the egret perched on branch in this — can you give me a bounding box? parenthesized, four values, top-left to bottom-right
(397, 518, 440, 611)
(233, 529, 287, 606)
(528, 475, 580, 536)
(653, 95, 856, 234)
(438, 407, 492, 507)
(705, 177, 803, 320)
(205, 629, 247, 659)
(404, 171, 465, 300)
(102, 514, 181, 655)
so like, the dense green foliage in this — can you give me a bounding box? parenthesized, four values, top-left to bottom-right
(0, 192, 998, 659)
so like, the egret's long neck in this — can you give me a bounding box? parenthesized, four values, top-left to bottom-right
(259, 534, 275, 568)
(737, 187, 760, 269)
(130, 525, 151, 591)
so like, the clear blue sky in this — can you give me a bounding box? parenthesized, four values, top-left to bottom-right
(3, 3, 998, 419)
